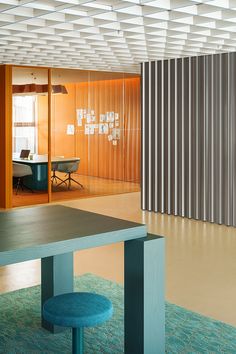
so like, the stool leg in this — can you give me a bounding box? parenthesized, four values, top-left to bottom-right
(72, 327, 83, 354)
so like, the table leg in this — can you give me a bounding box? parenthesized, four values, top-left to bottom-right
(124, 234, 165, 354)
(41, 252, 74, 333)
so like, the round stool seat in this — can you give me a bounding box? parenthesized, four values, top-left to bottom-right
(43, 292, 113, 328)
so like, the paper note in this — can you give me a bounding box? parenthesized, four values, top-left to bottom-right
(112, 128, 120, 140)
(76, 109, 83, 126)
(89, 125, 95, 135)
(86, 114, 91, 123)
(109, 112, 115, 122)
(66, 124, 75, 135)
(112, 140, 117, 146)
(99, 123, 109, 134)
(108, 134, 113, 141)
(85, 124, 90, 135)
(115, 113, 119, 120)
(100, 114, 105, 122)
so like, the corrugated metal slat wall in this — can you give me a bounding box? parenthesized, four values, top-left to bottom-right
(141, 53, 236, 226)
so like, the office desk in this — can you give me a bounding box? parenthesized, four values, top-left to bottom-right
(13, 156, 80, 190)
(0, 205, 165, 354)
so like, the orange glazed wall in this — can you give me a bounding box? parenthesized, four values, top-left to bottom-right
(38, 76, 140, 183)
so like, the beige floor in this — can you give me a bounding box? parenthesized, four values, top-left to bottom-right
(1, 192, 236, 327)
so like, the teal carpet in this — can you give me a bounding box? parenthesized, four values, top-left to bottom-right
(0, 273, 236, 353)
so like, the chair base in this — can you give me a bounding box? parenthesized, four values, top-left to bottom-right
(57, 173, 84, 190)
(72, 327, 83, 354)
(51, 170, 67, 185)
(14, 177, 33, 195)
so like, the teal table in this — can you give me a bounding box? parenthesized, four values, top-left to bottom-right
(0, 205, 165, 354)
(12, 156, 80, 190)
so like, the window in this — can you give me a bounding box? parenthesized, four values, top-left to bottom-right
(13, 96, 37, 154)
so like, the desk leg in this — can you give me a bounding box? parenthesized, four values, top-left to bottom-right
(124, 235, 165, 354)
(41, 252, 74, 333)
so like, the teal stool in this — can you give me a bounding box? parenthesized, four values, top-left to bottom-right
(43, 292, 113, 354)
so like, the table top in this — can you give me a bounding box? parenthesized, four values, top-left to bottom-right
(13, 156, 80, 164)
(0, 205, 147, 266)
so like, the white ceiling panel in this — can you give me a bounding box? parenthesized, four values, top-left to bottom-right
(1, 0, 236, 73)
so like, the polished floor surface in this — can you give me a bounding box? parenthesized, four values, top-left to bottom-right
(1, 192, 236, 327)
(12, 174, 140, 207)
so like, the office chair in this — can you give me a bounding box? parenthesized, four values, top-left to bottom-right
(13, 162, 33, 195)
(56, 160, 83, 190)
(51, 162, 67, 185)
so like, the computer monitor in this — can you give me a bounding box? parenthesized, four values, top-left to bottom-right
(20, 149, 30, 159)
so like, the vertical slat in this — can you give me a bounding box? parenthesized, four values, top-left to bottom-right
(195, 56, 199, 219)
(141, 53, 236, 227)
(148, 62, 152, 211)
(219, 54, 223, 224)
(231, 53, 236, 226)
(157, 61, 162, 213)
(210, 55, 214, 223)
(205, 55, 211, 222)
(154, 61, 158, 212)
(203, 56, 207, 221)
(221, 54, 227, 225)
(184, 57, 189, 218)
(167, 60, 171, 214)
(164, 61, 169, 213)
(177, 58, 182, 215)
(174, 59, 178, 215)
(188, 57, 192, 218)
(191, 57, 196, 219)
(227, 53, 231, 225)
(141, 63, 146, 210)
(161, 61, 165, 213)
(170, 59, 175, 215)
(181, 58, 185, 217)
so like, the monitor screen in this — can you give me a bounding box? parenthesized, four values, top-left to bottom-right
(20, 149, 30, 159)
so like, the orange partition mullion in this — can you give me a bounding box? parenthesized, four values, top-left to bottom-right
(0, 65, 12, 209)
(47, 68, 52, 203)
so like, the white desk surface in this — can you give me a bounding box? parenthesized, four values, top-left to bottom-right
(13, 155, 80, 164)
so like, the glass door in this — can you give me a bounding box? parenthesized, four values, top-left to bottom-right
(12, 66, 49, 207)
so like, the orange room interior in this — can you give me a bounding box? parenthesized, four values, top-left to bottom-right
(11, 67, 141, 207)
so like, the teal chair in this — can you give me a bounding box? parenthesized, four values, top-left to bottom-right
(56, 161, 83, 190)
(51, 162, 66, 185)
(43, 292, 113, 354)
(13, 162, 33, 194)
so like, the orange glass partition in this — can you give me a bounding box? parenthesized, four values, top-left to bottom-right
(12, 66, 49, 207)
(49, 68, 141, 202)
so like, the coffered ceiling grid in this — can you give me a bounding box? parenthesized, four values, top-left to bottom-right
(1, 0, 236, 73)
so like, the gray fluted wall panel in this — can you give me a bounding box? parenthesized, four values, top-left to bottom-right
(141, 53, 236, 226)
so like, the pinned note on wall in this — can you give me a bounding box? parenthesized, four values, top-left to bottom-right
(112, 128, 120, 140)
(76, 109, 83, 126)
(66, 124, 75, 135)
(85, 124, 95, 135)
(99, 123, 109, 134)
